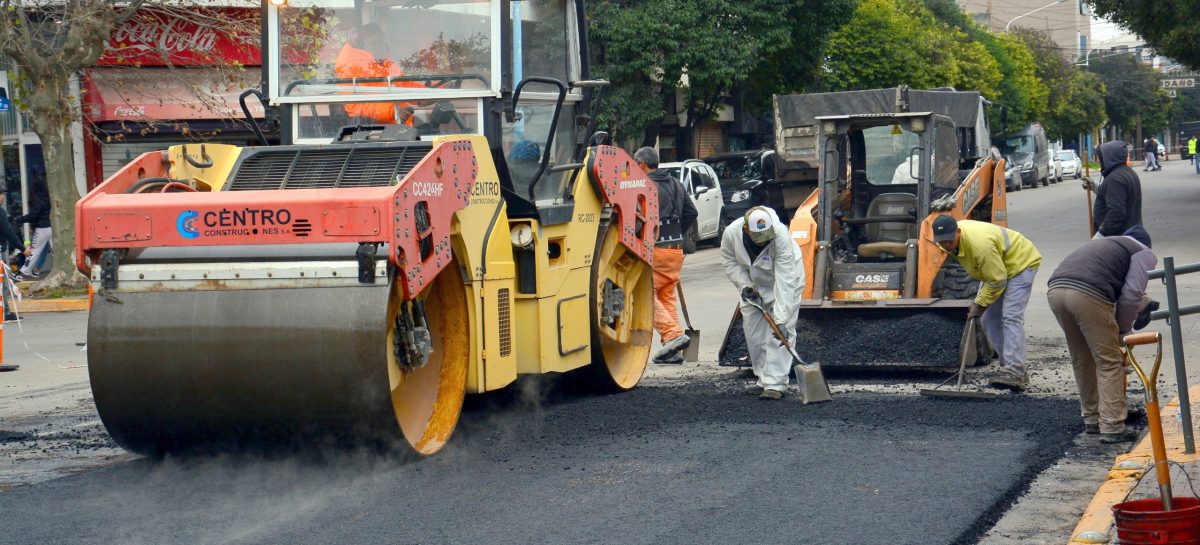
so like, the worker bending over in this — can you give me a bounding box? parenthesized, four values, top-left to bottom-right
(721, 206, 804, 400)
(635, 147, 698, 363)
(1048, 226, 1156, 444)
(932, 216, 1042, 391)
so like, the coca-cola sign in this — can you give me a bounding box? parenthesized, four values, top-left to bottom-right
(99, 7, 261, 67)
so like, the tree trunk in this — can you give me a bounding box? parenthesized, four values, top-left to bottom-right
(1135, 114, 1142, 162)
(33, 127, 87, 291)
(23, 69, 87, 292)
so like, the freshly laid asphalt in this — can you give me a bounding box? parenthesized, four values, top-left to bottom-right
(0, 374, 1079, 545)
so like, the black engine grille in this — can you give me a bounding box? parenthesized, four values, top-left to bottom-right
(225, 142, 432, 191)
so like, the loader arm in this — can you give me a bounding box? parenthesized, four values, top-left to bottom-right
(915, 151, 1006, 298)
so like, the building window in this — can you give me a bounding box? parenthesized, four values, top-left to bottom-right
(1078, 0, 1087, 15)
(1079, 34, 1088, 60)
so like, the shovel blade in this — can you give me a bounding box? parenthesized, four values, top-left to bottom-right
(794, 363, 832, 404)
(682, 329, 700, 362)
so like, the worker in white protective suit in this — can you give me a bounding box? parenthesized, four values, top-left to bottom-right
(720, 206, 805, 400)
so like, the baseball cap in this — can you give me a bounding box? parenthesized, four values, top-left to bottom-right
(746, 207, 773, 233)
(932, 215, 958, 242)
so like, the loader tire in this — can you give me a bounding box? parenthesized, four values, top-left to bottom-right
(682, 226, 697, 254)
(936, 260, 980, 300)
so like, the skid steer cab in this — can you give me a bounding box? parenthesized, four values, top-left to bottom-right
(75, 0, 662, 458)
(719, 112, 1009, 367)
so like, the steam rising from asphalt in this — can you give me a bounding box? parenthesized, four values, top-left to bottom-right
(65, 374, 580, 545)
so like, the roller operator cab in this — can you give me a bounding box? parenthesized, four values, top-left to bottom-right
(76, 0, 660, 457)
(719, 112, 1009, 368)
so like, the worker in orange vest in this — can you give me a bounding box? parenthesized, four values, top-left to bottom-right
(334, 23, 419, 125)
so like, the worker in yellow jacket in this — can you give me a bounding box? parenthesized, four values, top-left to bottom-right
(932, 216, 1042, 391)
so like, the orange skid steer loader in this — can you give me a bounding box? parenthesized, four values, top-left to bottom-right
(719, 112, 1008, 367)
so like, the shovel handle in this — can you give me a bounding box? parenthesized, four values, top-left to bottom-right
(1123, 331, 1161, 347)
(1086, 184, 1094, 238)
(676, 284, 695, 331)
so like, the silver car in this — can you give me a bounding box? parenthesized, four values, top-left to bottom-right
(1057, 150, 1083, 179)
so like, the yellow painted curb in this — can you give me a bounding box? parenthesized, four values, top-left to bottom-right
(1068, 384, 1200, 544)
(12, 297, 89, 313)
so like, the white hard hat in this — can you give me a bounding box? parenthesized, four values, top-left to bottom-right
(746, 207, 774, 233)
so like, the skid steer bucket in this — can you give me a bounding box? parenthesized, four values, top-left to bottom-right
(718, 299, 992, 368)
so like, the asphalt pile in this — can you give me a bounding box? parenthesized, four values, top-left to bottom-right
(721, 310, 964, 367)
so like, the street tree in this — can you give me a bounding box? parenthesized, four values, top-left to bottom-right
(1170, 90, 1200, 127)
(922, 0, 1047, 132)
(1012, 29, 1106, 141)
(587, 0, 853, 153)
(823, 0, 1028, 124)
(1087, 0, 1200, 70)
(1089, 53, 1171, 138)
(824, 0, 964, 91)
(0, 1, 256, 290)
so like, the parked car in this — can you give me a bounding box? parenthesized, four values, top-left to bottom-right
(1002, 123, 1051, 188)
(703, 150, 779, 230)
(1003, 155, 1021, 192)
(1057, 149, 1082, 179)
(658, 160, 724, 253)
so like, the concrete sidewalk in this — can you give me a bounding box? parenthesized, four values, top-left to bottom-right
(1069, 384, 1200, 544)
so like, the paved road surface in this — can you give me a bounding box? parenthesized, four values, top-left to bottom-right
(2, 159, 1198, 544)
(2, 381, 1077, 545)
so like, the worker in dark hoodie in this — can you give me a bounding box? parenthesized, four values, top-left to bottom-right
(634, 147, 698, 363)
(1087, 140, 1143, 239)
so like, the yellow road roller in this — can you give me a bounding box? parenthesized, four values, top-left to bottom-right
(75, 0, 658, 456)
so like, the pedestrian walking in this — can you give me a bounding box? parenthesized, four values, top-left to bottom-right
(931, 216, 1042, 391)
(1143, 138, 1159, 171)
(1048, 225, 1156, 444)
(1091, 140, 1143, 238)
(720, 206, 804, 400)
(13, 184, 50, 280)
(635, 147, 698, 364)
(0, 193, 24, 321)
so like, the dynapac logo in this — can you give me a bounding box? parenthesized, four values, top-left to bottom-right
(620, 179, 646, 189)
(176, 210, 199, 239)
(855, 274, 890, 284)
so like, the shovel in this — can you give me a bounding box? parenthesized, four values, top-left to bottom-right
(676, 284, 700, 362)
(1123, 332, 1170, 508)
(919, 316, 999, 399)
(743, 297, 831, 404)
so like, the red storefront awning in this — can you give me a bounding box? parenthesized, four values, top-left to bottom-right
(84, 67, 264, 123)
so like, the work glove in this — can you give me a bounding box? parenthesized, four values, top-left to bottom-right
(740, 286, 761, 304)
(1134, 299, 1160, 331)
(967, 302, 986, 320)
